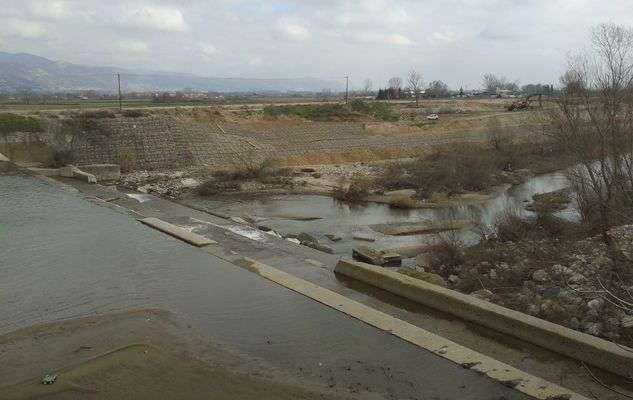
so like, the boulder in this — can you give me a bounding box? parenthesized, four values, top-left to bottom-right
(531, 269, 550, 283)
(325, 234, 342, 242)
(353, 234, 376, 242)
(297, 232, 318, 244)
(353, 246, 385, 266)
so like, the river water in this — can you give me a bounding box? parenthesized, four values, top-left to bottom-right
(0, 168, 529, 399)
(182, 171, 575, 257)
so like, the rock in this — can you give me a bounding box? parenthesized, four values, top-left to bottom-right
(415, 253, 432, 268)
(381, 252, 403, 268)
(569, 317, 580, 330)
(42, 374, 57, 385)
(353, 234, 375, 242)
(311, 173, 322, 179)
(607, 225, 633, 261)
(527, 304, 540, 316)
(305, 242, 335, 254)
(286, 238, 301, 245)
(470, 289, 494, 301)
(532, 269, 550, 282)
(258, 224, 272, 232)
(489, 269, 498, 280)
(448, 275, 460, 284)
(325, 234, 342, 242)
(353, 246, 385, 266)
(583, 322, 602, 336)
(297, 232, 318, 244)
(180, 178, 199, 188)
(587, 298, 604, 311)
(301, 168, 316, 173)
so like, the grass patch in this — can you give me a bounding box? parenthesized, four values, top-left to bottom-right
(0, 113, 44, 134)
(263, 100, 398, 122)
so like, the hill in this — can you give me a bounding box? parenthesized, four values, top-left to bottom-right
(0, 52, 341, 93)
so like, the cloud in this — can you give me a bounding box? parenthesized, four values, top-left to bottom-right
(119, 5, 187, 32)
(118, 39, 149, 54)
(28, 1, 71, 20)
(0, 19, 48, 38)
(197, 42, 217, 56)
(352, 32, 413, 46)
(277, 22, 310, 40)
(387, 34, 412, 46)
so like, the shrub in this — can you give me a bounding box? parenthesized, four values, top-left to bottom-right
(263, 101, 398, 122)
(121, 109, 145, 118)
(426, 240, 465, 269)
(0, 113, 44, 134)
(48, 149, 74, 167)
(118, 148, 137, 173)
(76, 110, 115, 119)
(332, 176, 371, 201)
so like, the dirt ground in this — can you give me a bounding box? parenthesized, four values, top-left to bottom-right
(0, 310, 366, 400)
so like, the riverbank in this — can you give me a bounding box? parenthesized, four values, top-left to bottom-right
(0, 310, 362, 400)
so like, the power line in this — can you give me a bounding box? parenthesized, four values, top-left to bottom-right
(344, 75, 349, 104)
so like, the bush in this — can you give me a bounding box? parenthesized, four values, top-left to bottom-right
(76, 110, 115, 119)
(426, 240, 465, 269)
(263, 101, 398, 122)
(48, 149, 74, 167)
(0, 113, 44, 134)
(118, 148, 137, 173)
(121, 109, 145, 118)
(332, 176, 372, 201)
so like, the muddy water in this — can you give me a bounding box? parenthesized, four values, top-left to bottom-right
(183, 171, 574, 257)
(0, 170, 528, 399)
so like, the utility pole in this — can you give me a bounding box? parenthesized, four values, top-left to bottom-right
(116, 73, 122, 111)
(344, 75, 349, 105)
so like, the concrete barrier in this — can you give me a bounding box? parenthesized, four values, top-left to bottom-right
(335, 259, 633, 378)
(140, 217, 217, 247)
(59, 165, 97, 184)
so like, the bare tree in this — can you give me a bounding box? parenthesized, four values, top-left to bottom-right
(407, 69, 423, 106)
(427, 80, 449, 98)
(482, 73, 519, 93)
(548, 23, 633, 257)
(388, 77, 402, 90)
(386, 77, 402, 100)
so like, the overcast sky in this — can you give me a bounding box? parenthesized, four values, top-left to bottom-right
(0, 0, 631, 89)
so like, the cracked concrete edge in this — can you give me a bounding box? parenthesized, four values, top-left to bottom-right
(335, 259, 633, 380)
(235, 257, 589, 400)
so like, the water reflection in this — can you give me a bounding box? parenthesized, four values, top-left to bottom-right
(183, 171, 574, 255)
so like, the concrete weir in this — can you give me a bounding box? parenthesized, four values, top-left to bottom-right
(139, 217, 217, 247)
(236, 257, 589, 400)
(335, 259, 633, 379)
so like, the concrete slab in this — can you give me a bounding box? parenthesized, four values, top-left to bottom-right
(335, 259, 633, 379)
(140, 217, 217, 247)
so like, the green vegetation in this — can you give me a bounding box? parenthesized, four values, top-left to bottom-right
(263, 100, 398, 122)
(0, 113, 44, 134)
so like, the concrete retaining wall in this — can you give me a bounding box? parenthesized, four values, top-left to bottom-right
(335, 259, 633, 378)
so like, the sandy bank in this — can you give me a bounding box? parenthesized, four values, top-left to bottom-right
(0, 310, 363, 400)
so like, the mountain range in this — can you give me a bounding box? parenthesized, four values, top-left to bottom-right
(0, 52, 341, 93)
